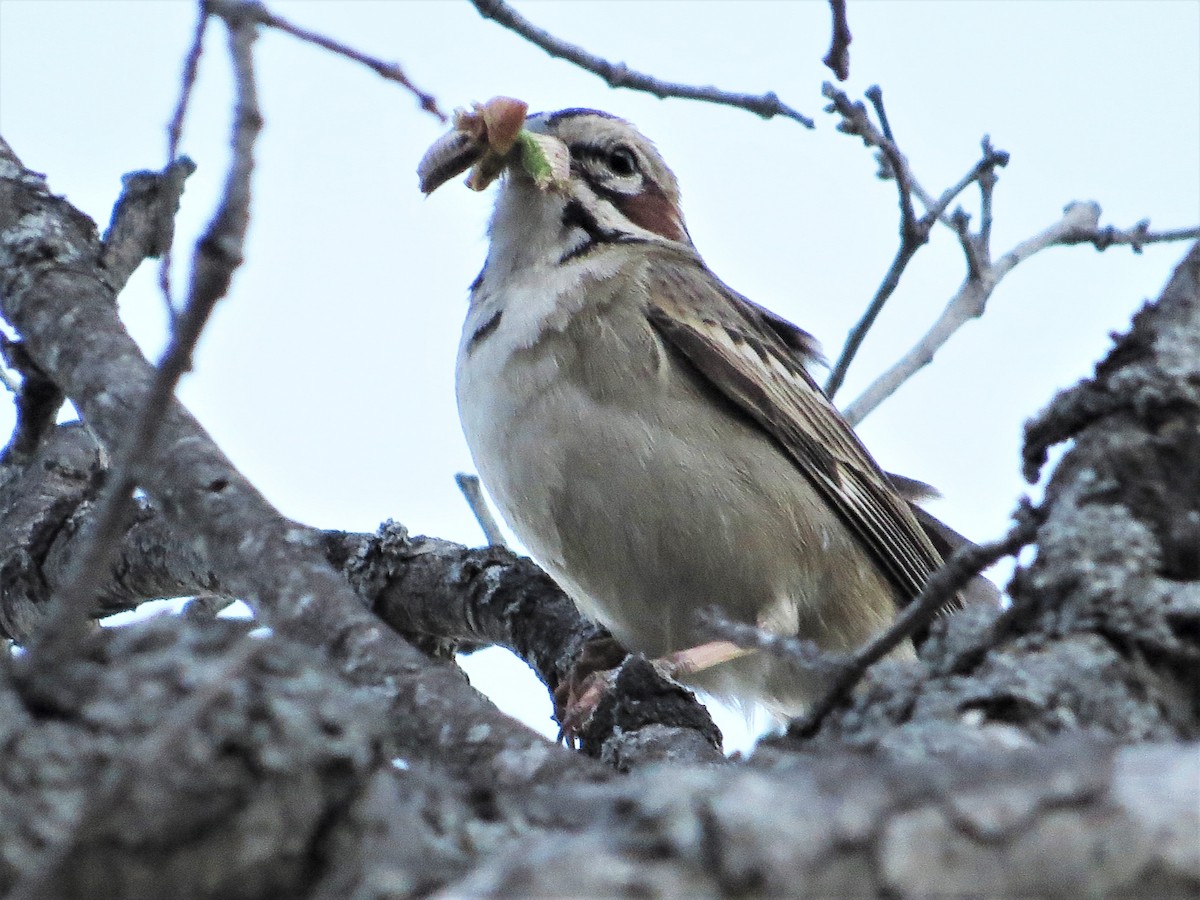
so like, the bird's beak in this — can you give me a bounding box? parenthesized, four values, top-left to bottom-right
(417, 96, 569, 195)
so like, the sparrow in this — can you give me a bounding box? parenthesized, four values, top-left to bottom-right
(419, 100, 996, 719)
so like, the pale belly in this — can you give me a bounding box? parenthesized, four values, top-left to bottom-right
(456, 290, 902, 715)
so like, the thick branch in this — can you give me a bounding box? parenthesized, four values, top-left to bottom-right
(0, 138, 589, 785)
(23, 14, 261, 679)
(781, 244, 1200, 756)
(0, 613, 1194, 897)
(0, 421, 720, 763)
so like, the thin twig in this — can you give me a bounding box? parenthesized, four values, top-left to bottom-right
(817, 82, 1197, 424)
(471, 0, 813, 128)
(822, 85, 1014, 401)
(787, 502, 1041, 739)
(698, 610, 843, 678)
(206, 0, 445, 121)
(824, 241, 921, 400)
(1062, 221, 1199, 254)
(822, 85, 923, 399)
(864, 84, 895, 144)
(455, 473, 508, 548)
(25, 7, 263, 673)
(161, 0, 210, 318)
(977, 136, 998, 257)
(924, 139, 1011, 236)
(822, 0, 851, 81)
(950, 207, 985, 280)
(840, 204, 1200, 426)
(167, 1, 209, 163)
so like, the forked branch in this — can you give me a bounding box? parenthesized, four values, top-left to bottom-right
(819, 83, 1200, 423)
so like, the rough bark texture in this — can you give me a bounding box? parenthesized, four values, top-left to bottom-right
(0, 140, 1197, 897)
(0, 617, 1196, 899)
(771, 244, 1200, 761)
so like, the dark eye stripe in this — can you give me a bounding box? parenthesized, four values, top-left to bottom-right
(583, 177, 688, 244)
(567, 142, 642, 181)
(557, 198, 653, 264)
(567, 142, 611, 164)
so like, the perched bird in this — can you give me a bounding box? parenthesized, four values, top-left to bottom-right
(420, 101, 994, 719)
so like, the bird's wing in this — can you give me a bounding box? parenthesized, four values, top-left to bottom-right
(644, 254, 948, 607)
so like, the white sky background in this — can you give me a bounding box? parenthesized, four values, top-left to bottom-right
(1, 0, 1197, 751)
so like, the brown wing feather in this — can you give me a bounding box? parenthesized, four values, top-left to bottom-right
(644, 255, 948, 607)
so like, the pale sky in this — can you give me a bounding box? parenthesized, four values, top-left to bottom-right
(1, 0, 1197, 749)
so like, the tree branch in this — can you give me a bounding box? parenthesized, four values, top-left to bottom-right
(822, 85, 1009, 399)
(470, 0, 813, 127)
(0, 141, 589, 787)
(0, 420, 719, 765)
(841, 208, 1198, 426)
(20, 12, 260, 679)
(822, 0, 852, 81)
(204, 0, 445, 122)
(787, 503, 1041, 739)
(455, 472, 508, 547)
(819, 83, 1197, 421)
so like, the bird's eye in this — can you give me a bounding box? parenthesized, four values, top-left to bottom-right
(607, 146, 638, 177)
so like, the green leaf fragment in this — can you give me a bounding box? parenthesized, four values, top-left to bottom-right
(516, 131, 570, 191)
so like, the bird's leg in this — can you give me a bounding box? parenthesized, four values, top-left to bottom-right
(554, 633, 629, 746)
(556, 638, 755, 746)
(658, 640, 756, 678)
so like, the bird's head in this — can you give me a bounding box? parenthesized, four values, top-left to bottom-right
(418, 99, 694, 269)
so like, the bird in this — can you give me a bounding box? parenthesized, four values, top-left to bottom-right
(419, 100, 995, 720)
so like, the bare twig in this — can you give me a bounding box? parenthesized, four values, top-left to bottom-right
(822, 0, 851, 81)
(471, 0, 814, 128)
(863, 84, 895, 145)
(167, 1, 209, 163)
(787, 502, 1041, 739)
(160, 0, 210, 316)
(841, 205, 1199, 426)
(698, 609, 842, 678)
(924, 135, 1010, 243)
(1061, 220, 1199, 254)
(824, 240, 922, 401)
(26, 9, 263, 672)
(977, 136, 999, 255)
(819, 83, 1196, 422)
(949, 206, 985, 280)
(822, 85, 926, 399)
(455, 473, 508, 548)
(822, 85, 1013, 400)
(205, 0, 445, 121)
(160, 0, 445, 315)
